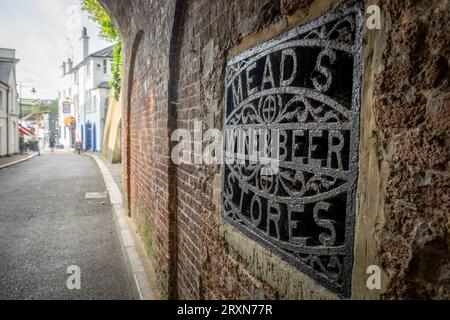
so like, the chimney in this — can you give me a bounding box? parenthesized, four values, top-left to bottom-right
(80, 27, 90, 59)
(62, 61, 66, 76)
(67, 58, 73, 71)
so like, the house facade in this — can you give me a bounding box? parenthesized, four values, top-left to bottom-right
(19, 99, 57, 149)
(42, 111, 58, 148)
(0, 48, 19, 156)
(58, 28, 113, 151)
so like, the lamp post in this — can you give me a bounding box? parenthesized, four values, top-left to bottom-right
(19, 82, 37, 121)
(18, 84, 37, 154)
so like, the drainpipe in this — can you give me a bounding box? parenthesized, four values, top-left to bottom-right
(6, 87, 9, 156)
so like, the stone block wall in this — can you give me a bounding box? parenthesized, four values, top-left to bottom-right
(372, 0, 449, 299)
(102, 93, 122, 163)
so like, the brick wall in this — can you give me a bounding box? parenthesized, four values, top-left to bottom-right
(99, 0, 449, 299)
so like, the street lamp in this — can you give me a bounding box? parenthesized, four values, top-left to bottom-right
(19, 83, 37, 121)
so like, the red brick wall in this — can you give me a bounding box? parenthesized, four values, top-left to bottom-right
(168, 0, 284, 299)
(104, 0, 178, 295)
(99, 0, 449, 299)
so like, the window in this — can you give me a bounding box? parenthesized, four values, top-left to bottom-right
(0, 91, 3, 110)
(12, 122, 16, 146)
(93, 96, 97, 112)
(103, 59, 107, 74)
(63, 103, 70, 113)
(85, 91, 90, 112)
(104, 98, 109, 118)
(86, 61, 91, 78)
(74, 94, 79, 108)
(9, 92, 14, 113)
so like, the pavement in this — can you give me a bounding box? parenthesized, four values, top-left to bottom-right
(95, 153, 123, 194)
(87, 153, 160, 300)
(0, 153, 35, 168)
(0, 151, 133, 300)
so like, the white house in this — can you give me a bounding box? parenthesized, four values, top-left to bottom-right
(58, 27, 114, 151)
(0, 48, 19, 156)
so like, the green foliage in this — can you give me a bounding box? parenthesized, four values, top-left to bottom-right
(49, 99, 58, 114)
(81, 0, 119, 42)
(21, 105, 33, 117)
(110, 43, 122, 101)
(31, 104, 50, 115)
(29, 99, 58, 116)
(81, 0, 122, 100)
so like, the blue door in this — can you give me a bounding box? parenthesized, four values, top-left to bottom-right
(85, 121, 92, 151)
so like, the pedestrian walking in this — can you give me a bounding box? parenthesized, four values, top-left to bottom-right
(49, 134, 55, 152)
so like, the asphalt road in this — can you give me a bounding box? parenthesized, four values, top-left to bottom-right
(0, 152, 133, 300)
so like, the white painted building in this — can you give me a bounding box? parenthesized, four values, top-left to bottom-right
(0, 48, 19, 156)
(58, 28, 114, 151)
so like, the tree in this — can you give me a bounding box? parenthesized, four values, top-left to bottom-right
(30, 99, 57, 116)
(81, 0, 122, 100)
(49, 99, 58, 114)
(81, 0, 119, 42)
(31, 104, 48, 115)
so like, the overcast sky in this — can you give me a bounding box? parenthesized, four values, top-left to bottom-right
(0, 0, 112, 99)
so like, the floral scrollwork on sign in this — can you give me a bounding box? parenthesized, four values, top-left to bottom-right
(221, 2, 363, 298)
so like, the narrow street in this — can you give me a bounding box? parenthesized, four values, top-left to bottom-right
(0, 152, 132, 300)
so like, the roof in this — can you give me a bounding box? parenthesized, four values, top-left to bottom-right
(22, 113, 39, 122)
(0, 48, 17, 60)
(0, 61, 13, 87)
(90, 45, 115, 58)
(97, 81, 111, 89)
(0, 80, 8, 88)
(70, 44, 115, 73)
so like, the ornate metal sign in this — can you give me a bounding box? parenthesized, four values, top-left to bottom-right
(222, 2, 363, 298)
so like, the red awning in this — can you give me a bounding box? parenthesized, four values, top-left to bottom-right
(18, 124, 35, 137)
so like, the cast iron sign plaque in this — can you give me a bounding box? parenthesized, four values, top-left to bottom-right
(221, 2, 363, 297)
